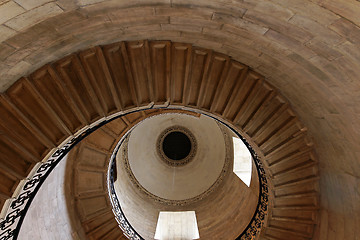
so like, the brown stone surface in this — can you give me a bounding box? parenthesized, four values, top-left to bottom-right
(17, 155, 84, 240)
(0, 40, 318, 238)
(0, 1, 358, 239)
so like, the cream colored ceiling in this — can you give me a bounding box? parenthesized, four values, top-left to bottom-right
(113, 111, 260, 239)
(123, 113, 227, 201)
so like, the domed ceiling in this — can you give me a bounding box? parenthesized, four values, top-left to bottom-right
(112, 112, 260, 239)
(121, 113, 229, 202)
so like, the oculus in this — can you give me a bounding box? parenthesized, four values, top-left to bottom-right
(157, 126, 197, 167)
(162, 131, 192, 161)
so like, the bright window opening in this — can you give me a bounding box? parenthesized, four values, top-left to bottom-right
(232, 137, 252, 187)
(154, 211, 200, 240)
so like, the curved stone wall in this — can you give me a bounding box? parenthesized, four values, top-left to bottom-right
(0, 40, 319, 239)
(0, 2, 359, 234)
(115, 129, 259, 240)
(17, 155, 77, 240)
(64, 109, 261, 239)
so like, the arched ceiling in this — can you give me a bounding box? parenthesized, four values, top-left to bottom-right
(0, 1, 359, 239)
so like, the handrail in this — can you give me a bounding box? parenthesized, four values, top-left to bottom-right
(107, 107, 269, 240)
(0, 106, 268, 240)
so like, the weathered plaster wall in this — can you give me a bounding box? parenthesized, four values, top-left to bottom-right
(17, 155, 77, 240)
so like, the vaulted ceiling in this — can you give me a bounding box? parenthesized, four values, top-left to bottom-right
(0, 0, 359, 239)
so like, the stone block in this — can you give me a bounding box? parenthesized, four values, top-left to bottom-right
(191, 39, 223, 52)
(14, 0, 52, 10)
(5, 2, 63, 31)
(257, 46, 298, 70)
(307, 55, 343, 89)
(68, 27, 122, 48)
(202, 27, 253, 46)
(321, 0, 360, 26)
(7, 59, 32, 76)
(305, 38, 343, 61)
(77, 0, 170, 9)
(335, 41, 360, 63)
(57, 15, 111, 35)
(288, 52, 333, 86)
(2, 47, 33, 65)
(179, 31, 226, 50)
(79, 4, 155, 18)
(56, 0, 78, 11)
(76, 0, 106, 6)
(257, 53, 284, 73)
(124, 23, 162, 33)
(155, 6, 213, 20)
(288, 14, 344, 46)
(170, 16, 221, 30)
(4, 22, 55, 48)
(171, 0, 248, 18)
(122, 30, 181, 42)
(0, 1, 25, 25)
(109, 15, 170, 27)
(212, 12, 269, 35)
(44, 10, 87, 29)
(251, 38, 292, 58)
(221, 43, 262, 68)
(0, 25, 17, 43)
(0, 60, 31, 91)
(3, 31, 61, 68)
(329, 18, 360, 44)
(333, 57, 360, 90)
(269, 0, 340, 25)
(23, 35, 78, 65)
(265, 29, 316, 59)
(104, 7, 155, 20)
(252, 1, 294, 21)
(161, 23, 202, 33)
(0, 42, 16, 61)
(222, 24, 265, 44)
(244, 9, 313, 43)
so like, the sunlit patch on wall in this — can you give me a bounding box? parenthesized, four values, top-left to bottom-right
(233, 137, 252, 187)
(154, 211, 200, 240)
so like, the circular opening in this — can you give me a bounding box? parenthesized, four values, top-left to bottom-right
(162, 131, 191, 160)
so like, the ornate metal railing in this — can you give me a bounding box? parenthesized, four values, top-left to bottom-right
(107, 109, 269, 240)
(108, 135, 143, 240)
(0, 124, 100, 240)
(0, 109, 120, 240)
(0, 106, 268, 240)
(196, 113, 269, 240)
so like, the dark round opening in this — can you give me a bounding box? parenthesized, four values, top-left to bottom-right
(162, 131, 191, 160)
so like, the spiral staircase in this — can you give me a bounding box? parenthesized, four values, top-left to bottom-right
(0, 41, 320, 239)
